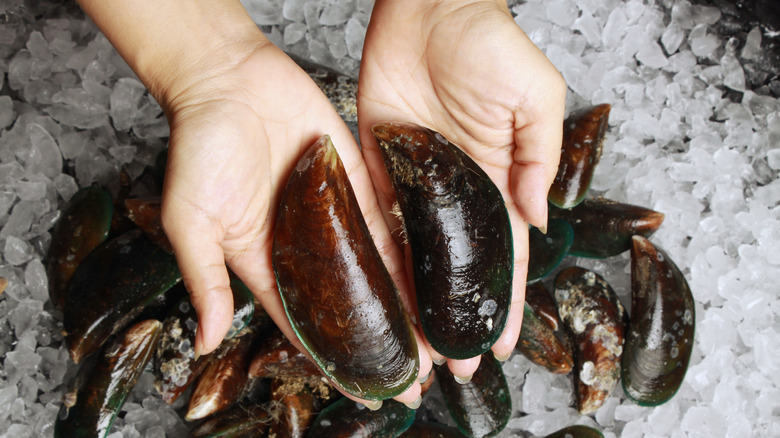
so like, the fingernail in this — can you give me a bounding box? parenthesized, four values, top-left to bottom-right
(433, 358, 447, 366)
(362, 400, 383, 411)
(419, 370, 432, 384)
(193, 340, 202, 362)
(404, 396, 422, 410)
(454, 374, 473, 385)
(494, 352, 512, 362)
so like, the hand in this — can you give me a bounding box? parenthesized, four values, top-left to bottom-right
(358, 0, 566, 379)
(160, 42, 430, 406)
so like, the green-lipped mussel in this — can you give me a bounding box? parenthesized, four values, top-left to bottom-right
(549, 104, 611, 209)
(372, 122, 513, 360)
(548, 198, 664, 258)
(272, 135, 419, 401)
(435, 354, 511, 438)
(622, 236, 694, 406)
(527, 219, 574, 283)
(516, 282, 573, 374)
(555, 267, 627, 414)
(306, 397, 416, 438)
(55, 319, 161, 438)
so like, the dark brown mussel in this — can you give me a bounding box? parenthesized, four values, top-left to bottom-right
(186, 318, 267, 421)
(622, 236, 694, 406)
(306, 397, 416, 438)
(248, 328, 322, 379)
(516, 283, 573, 374)
(123, 196, 172, 253)
(548, 104, 610, 209)
(47, 185, 113, 310)
(372, 122, 512, 359)
(544, 425, 604, 438)
(527, 219, 573, 283)
(399, 422, 467, 438)
(190, 402, 271, 438)
(549, 198, 664, 258)
(63, 229, 181, 363)
(555, 267, 627, 414)
(54, 319, 161, 438)
(267, 379, 321, 438)
(272, 135, 419, 401)
(435, 354, 511, 438)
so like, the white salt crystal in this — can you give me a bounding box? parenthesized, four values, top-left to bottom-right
(319, 2, 352, 26)
(690, 34, 719, 58)
(24, 258, 48, 302)
(614, 404, 649, 422)
(324, 27, 347, 59)
(602, 8, 628, 49)
(636, 40, 668, 69)
(661, 22, 684, 55)
(13, 180, 46, 201)
(522, 369, 548, 414)
(8, 50, 33, 91)
(767, 149, 780, 170)
(241, 0, 284, 25)
(26, 31, 51, 62)
(282, 0, 306, 22)
(720, 53, 745, 92)
(741, 27, 762, 60)
(506, 407, 581, 436)
(5, 423, 33, 438)
(691, 5, 721, 25)
(110, 77, 146, 131)
(670, 0, 693, 29)
(144, 426, 166, 438)
(344, 16, 365, 60)
(26, 123, 62, 179)
(4, 236, 34, 265)
(65, 43, 98, 71)
(284, 22, 307, 46)
(356, 0, 373, 14)
(545, 0, 578, 27)
(572, 12, 601, 47)
(109, 145, 137, 165)
(681, 406, 726, 435)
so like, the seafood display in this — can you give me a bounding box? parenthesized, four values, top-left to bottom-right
(36, 48, 699, 436)
(372, 122, 513, 360)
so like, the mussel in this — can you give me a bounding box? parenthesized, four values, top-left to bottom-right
(372, 122, 513, 360)
(555, 267, 627, 414)
(622, 236, 694, 406)
(548, 104, 610, 209)
(272, 135, 419, 401)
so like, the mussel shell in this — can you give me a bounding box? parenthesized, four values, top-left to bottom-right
(272, 135, 419, 401)
(549, 198, 664, 258)
(46, 185, 113, 310)
(555, 267, 627, 414)
(306, 397, 415, 438)
(372, 122, 513, 359)
(63, 229, 181, 363)
(267, 379, 320, 438)
(248, 328, 322, 379)
(622, 236, 695, 406)
(516, 283, 574, 374)
(54, 319, 161, 438)
(435, 354, 511, 438)
(548, 104, 610, 209)
(527, 219, 573, 283)
(544, 425, 605, 438)
(154, 295, 212, 404)
(190, 402, 271, 438)
(123, 197, 172, 253)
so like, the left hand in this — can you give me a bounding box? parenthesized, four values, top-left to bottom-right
(358, 0, 566, 379)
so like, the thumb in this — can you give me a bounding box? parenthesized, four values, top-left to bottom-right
(162, 204, 234, 357)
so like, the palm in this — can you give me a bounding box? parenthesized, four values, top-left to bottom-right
(358, 0, 566, 369)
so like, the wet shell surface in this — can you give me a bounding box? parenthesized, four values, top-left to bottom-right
(622, 236, 695, 406)
(306, 397, 416, 438)
(549, 198, 664, 258)
(555, 266, 627, 414)
(516, 282, 574, 374)
(272, 135, 419, 401)
(372, 122, 513, 359)
(548, 104, 611, 209)
(435, 354, 511, 438)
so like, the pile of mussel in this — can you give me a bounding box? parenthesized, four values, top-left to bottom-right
(45, 60, 694, 438)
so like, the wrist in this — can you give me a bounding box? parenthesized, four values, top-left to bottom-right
(76, 0, 267, 111)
